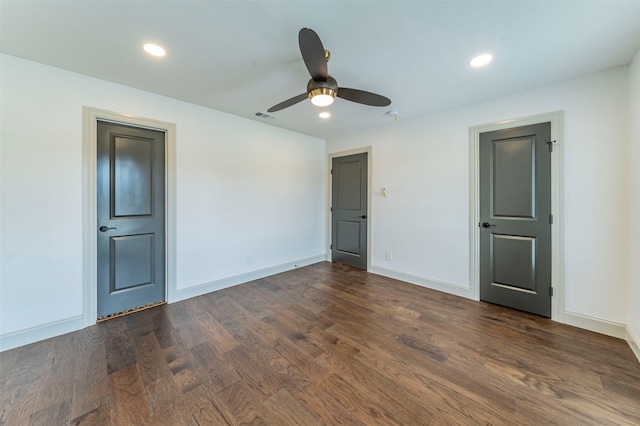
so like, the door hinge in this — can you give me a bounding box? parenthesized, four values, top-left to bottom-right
(330, 244, 332, 249)
(549, 214, 554, 224)
(546, 140, 556, 152)
(330, 206, 333, 212)
(330, 169, 333, 174)
(549, 286, 554, 297)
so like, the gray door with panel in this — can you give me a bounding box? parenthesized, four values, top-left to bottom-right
(331, 153, 368, 270)
(479, 122, 552, 317)
(97, 121, 166, 318)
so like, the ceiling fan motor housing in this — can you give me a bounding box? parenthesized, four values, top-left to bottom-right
(307, 75, 338, 97)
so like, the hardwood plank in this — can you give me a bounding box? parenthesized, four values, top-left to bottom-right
(108, 364, 150, 425)
(199, 294, 244, 325)
(287, 303, 334, 329)
(146, 376, 190, 425)
(271, 337, 332, 390)
(0, 379, 41, 425)
(0, 344, 48, 425)
(318, 372, 407, 425)
(190, 341, 242, 392)
(217, 381, 270, 425)
(100, 316, 130, 349)
(222, 345, 285, 401)
(9, 334, 78, 424)
(192, 311, 239, 354)
(164, 309, 209, 350)
(261, 310, 325, 358)
(350, 352, 507, 425)
(219, 297, 282, 345)
(132, 332, 172, 385)
(261, 388, 320, 425)
(161, 343, 207, 394)
(152, 321, 180, 349)
(73, 325, 105, 351)
(28, 399, 71, 425)
(183, 382, 231, 425)
(225, 284, 279, 319)
(294, 383, 369, 426)
(70, 343, 108, 419)
(105, 341, 136, 376)
(70, 404, 111, 425)
(0, 346, 22, 379)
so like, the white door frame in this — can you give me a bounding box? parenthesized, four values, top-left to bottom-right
(469, 111, 564, 322)
(82, 107, 177, 327)
(327, 147, 372, 271)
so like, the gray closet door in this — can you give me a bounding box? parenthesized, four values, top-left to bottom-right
(480, 122, 552, 317)
(332, 153, 368, 270)
(97, 121, 165, 318)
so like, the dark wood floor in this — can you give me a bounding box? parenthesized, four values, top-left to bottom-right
(1, 262, 639, 425)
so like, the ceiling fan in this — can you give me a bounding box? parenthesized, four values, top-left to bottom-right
(267, 28, 391, 113)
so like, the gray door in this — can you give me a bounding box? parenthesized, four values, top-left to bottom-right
(97, 121, 165, 318)
(331, 153, 368, 270)
(479, 122, 552, 317)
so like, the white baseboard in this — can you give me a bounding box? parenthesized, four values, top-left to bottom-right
(626, 326, 640, 363)
(370, 265, 474, 300)
(173, 255, 325, 302)
(0, 315, 84, 352)
(563, 311, 627, 339)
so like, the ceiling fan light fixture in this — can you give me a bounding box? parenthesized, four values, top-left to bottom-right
(309, 88, 336, 107)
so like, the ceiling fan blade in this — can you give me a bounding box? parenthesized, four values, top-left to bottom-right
(267, 93, 308, 112)
(337, 87, 391, 107)
(299, 28, 328, 81)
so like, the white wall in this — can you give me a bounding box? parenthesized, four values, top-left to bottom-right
(327, 66, 630, 325)
(628, 49, 640, 351)
(0, 54, 325, 347)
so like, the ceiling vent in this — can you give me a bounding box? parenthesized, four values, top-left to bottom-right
(255, 111, 278, 120)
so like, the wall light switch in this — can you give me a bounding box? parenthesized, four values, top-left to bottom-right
(381, 187, 388, 197)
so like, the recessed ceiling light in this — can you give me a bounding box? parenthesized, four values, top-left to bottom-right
(143, 43, 166, 57)
(319, 112, 331, 119)
(470, 54, 492, 67)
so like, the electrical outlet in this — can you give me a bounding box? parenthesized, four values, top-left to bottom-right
(385, 251, 392, 261)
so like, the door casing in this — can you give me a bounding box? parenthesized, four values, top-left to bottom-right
(469, 111, 564, 322)
(83, 107, 177, 326)
(327, 147, 372, 271)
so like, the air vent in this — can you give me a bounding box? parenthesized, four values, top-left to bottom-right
(255, 111, 278, 120)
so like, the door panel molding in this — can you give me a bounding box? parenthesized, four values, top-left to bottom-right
(83, 107, 176, 327)
(327, 147, 372, 271)
(469, 111, 564, 322)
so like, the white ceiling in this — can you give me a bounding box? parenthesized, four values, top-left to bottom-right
(2, 1, 640, 140)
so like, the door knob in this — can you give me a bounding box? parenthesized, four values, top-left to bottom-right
(481, 222, 495, 228)
(99, 226, 117, 232)
(359, 215, 367, 219)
